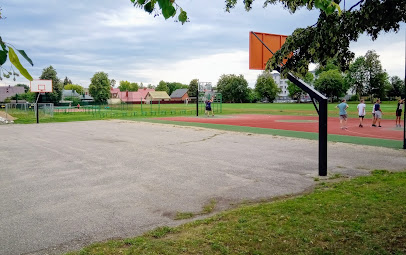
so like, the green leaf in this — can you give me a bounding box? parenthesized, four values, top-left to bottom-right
(314, 0, 322, 9)
(8, 48, 33, 81)
(0, 50, 7, 65)
(178, 10, 187, 24)
(0, 40, 6, 52)
(137, 0, 146, 4)
(157, 0, 169, 9)
(331, 2, 341, 15)
(17, 49, 33, 66)
(162, 5, 176, 19)
(144, 1, 154, 13)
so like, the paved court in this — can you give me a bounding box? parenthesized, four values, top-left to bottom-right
(0, 120, 405, 255)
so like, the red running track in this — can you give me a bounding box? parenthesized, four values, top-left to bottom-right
(158, 114, 404, 141)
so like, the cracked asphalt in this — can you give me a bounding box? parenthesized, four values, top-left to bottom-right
(1, 120, 405, 255)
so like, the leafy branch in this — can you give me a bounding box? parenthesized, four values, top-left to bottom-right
(0, 36, 34, 81)
(131, 0, 189, 24)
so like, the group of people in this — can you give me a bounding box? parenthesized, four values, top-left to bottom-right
(336, 98, 404, 129)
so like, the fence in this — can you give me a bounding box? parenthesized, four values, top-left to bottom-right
(5, 103, 54, 117)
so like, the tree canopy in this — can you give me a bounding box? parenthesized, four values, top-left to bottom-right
(314, 69, 348, 100)
(64, 84, 84, 95)
(39, 66, 63, 104)
(217, 74, 249, 103)
(156, 80, 169, 93)
(255, 71, 281, 102)
(132, 0, 406, 76)
(89, 72, 111, 103)
(118, 80, 139, 92)
(188, 79, 198, 97)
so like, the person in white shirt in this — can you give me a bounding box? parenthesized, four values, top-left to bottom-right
(357, 99, 366, 127)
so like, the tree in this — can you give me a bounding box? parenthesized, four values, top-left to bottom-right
(110, 79, 116, 88)
(39, 66, 63, 104)
(254, 71, 281, 103)
(315, 58, 340, 76)
(314, 69, 347, 101)
(217, 74, 249, 103)
(387, 76, 405, 99)
(133, 0, 405, 77)
(247, 87, 260, 103)
(16, 83, 29, 93)
(156, 80, 169, 94)
(188, 79, 198, 97)
(118, 80, 139, 91)
(10, 91, 36, 102)
(63, 76, 72, 86)
(364, 50, 389, 102)
(167, 82, 188, 96)
(345, 56, 368, 100)
(287, 72, 314, 103)
(64, 84, 84, 95)
(89, 72, 111, 103)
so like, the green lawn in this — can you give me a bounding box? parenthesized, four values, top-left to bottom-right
(1, 102, 400, 124)
(66, 170, 406, 255)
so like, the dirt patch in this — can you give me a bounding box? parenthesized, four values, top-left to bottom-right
(0, 111, 16, 120)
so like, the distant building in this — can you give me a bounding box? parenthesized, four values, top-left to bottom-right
(0, 85, 25, 102)
(271, 71, 313, 103)
(271, 72, 290, 101)
(109, 88, 155, 104)
(170, 89, 189, 102)
(145, 91, 171, 103)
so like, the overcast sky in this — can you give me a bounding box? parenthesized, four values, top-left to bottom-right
(0, 0, 405, 88)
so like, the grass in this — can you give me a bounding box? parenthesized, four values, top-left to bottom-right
(175, 199, 218, 220)
(66, 170, 406, 255)
(1, 101, 400, 124)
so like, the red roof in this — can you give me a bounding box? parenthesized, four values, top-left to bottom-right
(112, 88, 155, 102)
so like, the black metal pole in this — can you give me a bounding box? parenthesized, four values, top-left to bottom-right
(35, 93, 40, 124)
(319, 99, 328, 176)
(196, 85, 199, 117)
(403, 29, 406, 149)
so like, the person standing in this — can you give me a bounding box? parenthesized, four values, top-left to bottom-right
(336, 99, 349, 129)
(205, 97, 214, 117)
(396, 99, 404, 127)
(371, 100, 376, 124)
(357, 99, 366, 127)
(372, 99, 383, 127)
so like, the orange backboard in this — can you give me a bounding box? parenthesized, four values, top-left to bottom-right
(249, 32, 288, 70)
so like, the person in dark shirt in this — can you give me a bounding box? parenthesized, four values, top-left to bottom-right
(396, 99, 404, 127)
(205, 97, 214, 117)
(372, 99, 383, 127)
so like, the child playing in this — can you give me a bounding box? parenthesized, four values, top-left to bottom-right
(357, 99, 366, 127)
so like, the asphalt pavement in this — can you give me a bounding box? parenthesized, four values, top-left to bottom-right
(0, 120, 405, 255)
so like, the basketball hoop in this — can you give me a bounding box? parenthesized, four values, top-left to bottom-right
(30, 80, 53, 93)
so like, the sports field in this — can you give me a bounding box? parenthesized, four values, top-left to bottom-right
(1, 102, 404, 149)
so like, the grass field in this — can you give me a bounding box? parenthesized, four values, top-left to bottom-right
(66, 170, 406, 255)
(1, 101, 401, 124)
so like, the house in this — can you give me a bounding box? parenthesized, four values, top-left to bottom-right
(170, 88, 189, 102)
(109, 88, 155, 104)
(0, 85, 25, 102)
(145, 91, 171, 103)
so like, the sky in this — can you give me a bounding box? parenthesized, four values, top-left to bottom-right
(0, 0, 405, 88)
